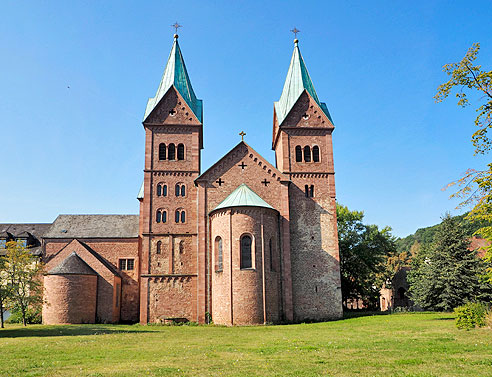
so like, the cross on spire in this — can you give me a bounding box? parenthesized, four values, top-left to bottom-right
(239, 131, 246, 141)
(171, 22, 182, 35)
(290, 27, 300, 39)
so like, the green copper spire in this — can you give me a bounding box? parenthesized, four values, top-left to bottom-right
(144, 35, 203, 122)
(212, 184, 274, 212)
(274, 39, 332, 126)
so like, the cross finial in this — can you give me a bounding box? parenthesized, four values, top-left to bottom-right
(239, 131, 246, 141)
(291, 27, 300, 40)
(171, 22, 182, 37)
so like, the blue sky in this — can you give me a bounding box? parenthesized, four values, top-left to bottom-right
(1, 1, 491, 237)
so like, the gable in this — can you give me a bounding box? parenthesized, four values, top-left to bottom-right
(144, 86, 202, 126)
(45, 239, 120, 279)
(277, 91, 334, 129)
(196, 142, 289, 215)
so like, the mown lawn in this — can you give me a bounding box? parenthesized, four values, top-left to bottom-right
(0, 312, 491, 376)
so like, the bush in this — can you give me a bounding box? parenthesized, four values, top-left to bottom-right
(6, 306, 42, 324)
(454, 302, 489, 330)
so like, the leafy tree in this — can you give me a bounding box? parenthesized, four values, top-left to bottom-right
(0, 253, 11, 329)
(4, 241, 43, 326)
(337, 204, 397, 309)
(408, 215, 490, 311)
(435, 43, 492, 281)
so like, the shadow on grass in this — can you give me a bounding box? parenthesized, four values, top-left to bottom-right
(0, 325, 152, 338)
(342, 310, 390, 320)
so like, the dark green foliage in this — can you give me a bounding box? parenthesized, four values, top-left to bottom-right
(396, 212, 491, 254)
(408, 215, 491, 311)
(454, 302, 489, 330)
(6, 306, 42, 325)
(337, 204, 397, 309)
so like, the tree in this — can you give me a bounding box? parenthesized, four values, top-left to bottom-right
(4, 241, 43, 326)
(435, 43, 492, 282)
(0, 253, 11, 329)
(408, 215, 489, 311)
(337, 204, 397, 309)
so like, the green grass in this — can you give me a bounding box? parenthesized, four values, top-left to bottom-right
(0, 313, 491, 376)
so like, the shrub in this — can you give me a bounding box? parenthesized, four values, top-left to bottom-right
(6, 306, 42, 324)
(454, 302, 489, 330)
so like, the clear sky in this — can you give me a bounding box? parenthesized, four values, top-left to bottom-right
(1, 1, 491, 237)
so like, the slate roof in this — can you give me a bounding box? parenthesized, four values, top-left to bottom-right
(212, 184, 275, 212)
(48, 252, 97, 276)
(274, 40, 333, 126)
(144, 36, 202, 123)
(0, 223, 51, 239)
(43, 215, 139, 239)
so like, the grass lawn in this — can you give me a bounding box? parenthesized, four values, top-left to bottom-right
(0, 312, 491, 376)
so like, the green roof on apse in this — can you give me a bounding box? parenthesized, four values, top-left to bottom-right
(212, 184, 274, 212)
(144, 36, 202, 122)
(274, 40, 333, 125)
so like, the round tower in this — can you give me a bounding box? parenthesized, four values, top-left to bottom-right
(210, 184, 281, 325)
(43, 252, 97, 324)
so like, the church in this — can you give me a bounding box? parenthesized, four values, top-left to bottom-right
(4, 33, 343, 325)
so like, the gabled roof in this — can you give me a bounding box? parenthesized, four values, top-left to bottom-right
(195, 141, 289, 183)
(212, 184, 275, 212)
(144, 36, 202, 123)
(274, 40, 332, 126)
(43, 215, 139, 239)
(48, 252, 97, 276)
(0, 223, 51, 239)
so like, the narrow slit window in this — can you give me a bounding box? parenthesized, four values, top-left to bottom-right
(156, 241, 162, 254)
(295, 145, 302, 162)
(240, 235, 252, 269)
(304, 146, 311, 162)
(168, 143, 176, 160)
(181, 185, 186, 197)
(159, 143, 166, 160)
(162, 185, 167, 197)
(312, 146, 320, 162)
(157, 184, 162, 196)
(180, 210, 186, 223)
(175, 184, 180, 197)
(177, 144, 185, 160)
(216, 237, 223, 272)
(175, 210, 180, 223)
(305, 185, 309, 198)
(309, 185, 314, 197)
(162, 210, 167, 223)
(156, 210, 162, 223)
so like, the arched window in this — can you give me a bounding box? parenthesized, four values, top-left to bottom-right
(162, 184, 167, 197)
(215, 236, 223, 272)
(168, 143, 176, 160)
(305, 185, 309, 198)
(240, 235, 252, 269)
(177, 144, 185, 160)
(269, 238, 274, 271)
(175, 209, 185, 223)
(156, 241, 162, 254)
(157, 184, 162, 196)
(295, 145, 302, 162)
(312, 146, 320, 162)
(303, 146, 311, 162)
(156, 209, 167, 223)
(175, 183, 185, 197)
(159, 143, 166, 160)
(309, 185, 314, 197)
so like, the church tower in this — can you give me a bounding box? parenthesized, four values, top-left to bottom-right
(272, 38, 343, 321)
(138, 34, 203, 324)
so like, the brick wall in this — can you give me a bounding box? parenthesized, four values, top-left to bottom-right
(43, 274, 97, 324)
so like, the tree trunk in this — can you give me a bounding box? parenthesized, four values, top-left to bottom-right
(21, 305, 27, 327)
(0, 298, 4, 329)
